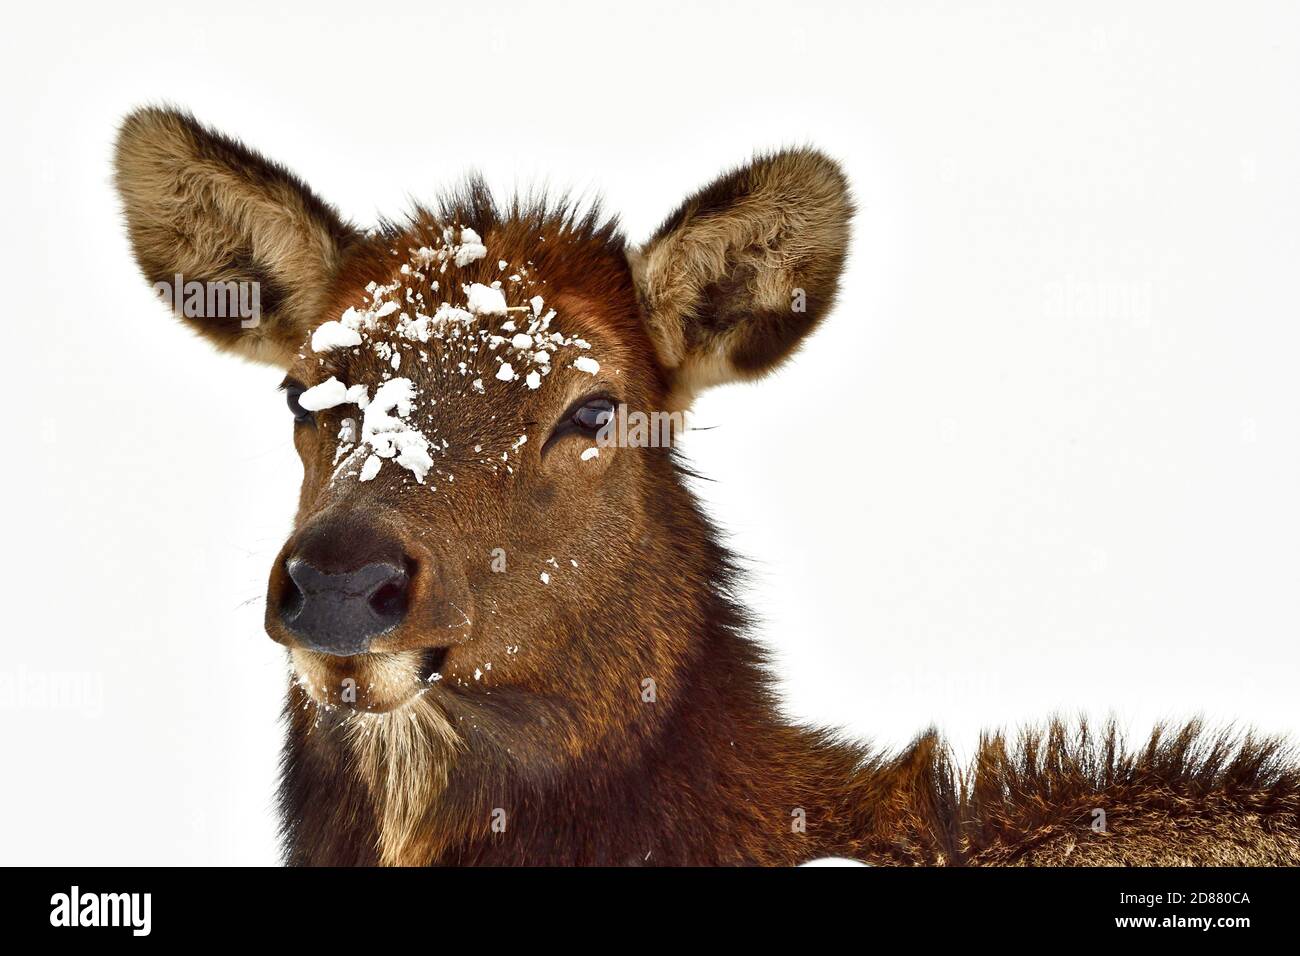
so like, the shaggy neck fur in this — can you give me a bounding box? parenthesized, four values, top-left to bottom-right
(277, 465, 890, 866)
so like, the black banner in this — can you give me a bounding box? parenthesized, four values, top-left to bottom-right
(4, 866, 1295, 942)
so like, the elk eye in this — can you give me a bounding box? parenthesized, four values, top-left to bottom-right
(285, 385, 314, 425)
(573, 397, 615, 432)
(541, 394, 617, 458)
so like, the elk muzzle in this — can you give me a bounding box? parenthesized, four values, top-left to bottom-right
(267, 514, 415, 656)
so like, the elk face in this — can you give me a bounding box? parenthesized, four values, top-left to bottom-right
(115, 108, 851, 754)
(260, 225, 667, 716)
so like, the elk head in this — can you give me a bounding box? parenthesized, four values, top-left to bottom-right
(114, 107, 851, 810)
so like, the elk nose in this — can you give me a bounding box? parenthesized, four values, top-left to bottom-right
(279, 558, 411, 656)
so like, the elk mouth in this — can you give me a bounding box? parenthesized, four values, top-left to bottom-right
(419, 646, 450, 682)
(289, 645, 449, 714)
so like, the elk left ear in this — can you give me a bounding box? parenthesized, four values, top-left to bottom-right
(629, 148, 852, 405)
(113, 106, 359, 367)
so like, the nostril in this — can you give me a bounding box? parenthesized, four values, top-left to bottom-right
(279, 566, 305, 622)
(368, 580, 407, 621)
(367, 557, 415, 624)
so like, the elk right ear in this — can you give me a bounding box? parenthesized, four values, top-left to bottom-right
(113, 106, 358, 367)
(629, 148, 853, 407)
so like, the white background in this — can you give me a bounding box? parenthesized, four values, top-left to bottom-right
(1, 1, 1297, 865)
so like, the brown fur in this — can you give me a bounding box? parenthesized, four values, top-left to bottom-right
(113, 107, 1300, 866)
(957, 721, 1300, 865)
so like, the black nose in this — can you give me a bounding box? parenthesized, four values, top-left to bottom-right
(279, 558, 410, 656)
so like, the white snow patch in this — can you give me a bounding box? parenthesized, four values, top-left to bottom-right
(311, 321, 362, 353)
(299, 377, 348, 411)
(345, 383, 370, 408)
(357, 378, 433, 483)
(432, 303, 474, 325)
(455, 228, 487, 267)
(467, 283, 508, 316)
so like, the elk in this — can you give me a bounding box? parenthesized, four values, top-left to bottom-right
(114, 107, 1300, 866)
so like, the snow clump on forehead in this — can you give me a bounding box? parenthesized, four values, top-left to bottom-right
(298, 226, 600, 489)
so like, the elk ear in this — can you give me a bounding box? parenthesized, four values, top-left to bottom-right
(629, 148, 852, 406)
(113, 106, 358, 367)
